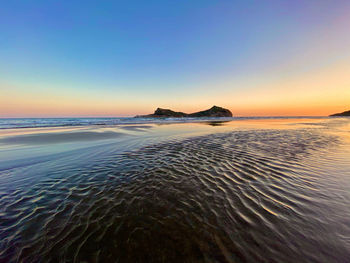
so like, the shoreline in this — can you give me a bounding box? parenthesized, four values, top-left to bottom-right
(0, 116, 330, 130)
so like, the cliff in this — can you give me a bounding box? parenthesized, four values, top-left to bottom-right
(136, 106, 233, 118)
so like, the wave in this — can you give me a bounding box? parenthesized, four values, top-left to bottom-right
(0, 116, 326, 129)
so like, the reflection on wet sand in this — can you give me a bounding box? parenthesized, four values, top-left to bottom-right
(0, 118, 349, 262)
(0, 131, 125, 145)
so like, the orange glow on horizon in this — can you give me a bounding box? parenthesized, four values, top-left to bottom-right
(1, 59, 349, 118)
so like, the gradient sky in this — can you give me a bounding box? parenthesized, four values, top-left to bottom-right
(1, 0, 350, 117)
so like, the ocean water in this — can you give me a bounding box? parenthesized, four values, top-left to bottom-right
(0, 116, 324, 129)
(0, 117, 237, 129)
(0, 117, 349, 262)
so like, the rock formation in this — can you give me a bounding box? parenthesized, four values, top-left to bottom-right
(329, 110, 350, 117)
(136, 106, 232, 118)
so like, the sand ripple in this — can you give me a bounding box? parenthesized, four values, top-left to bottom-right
(0, 128, 350, 262)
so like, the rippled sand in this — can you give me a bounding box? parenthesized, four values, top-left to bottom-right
(0, 118, 350, 262)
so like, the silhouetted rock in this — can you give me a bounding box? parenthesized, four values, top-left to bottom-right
(330, 110, 350, 117)
(188, 106, 232, 117)
(145, 108, 187, 118)
(136, 106, 232, 118)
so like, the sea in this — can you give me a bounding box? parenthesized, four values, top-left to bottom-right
(0, 116, 349, 262)
(0, 116, 324, 129)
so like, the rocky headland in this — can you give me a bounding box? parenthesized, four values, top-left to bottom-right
(136, 106, 233, 118)
(330, 110, 350, 117)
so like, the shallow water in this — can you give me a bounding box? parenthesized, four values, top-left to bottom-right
(0, 118, 349, 262)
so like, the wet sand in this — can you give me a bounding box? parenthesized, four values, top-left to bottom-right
(0, 118, 349, 262)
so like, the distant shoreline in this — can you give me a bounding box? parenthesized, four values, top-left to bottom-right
(329, 110, 350, 117)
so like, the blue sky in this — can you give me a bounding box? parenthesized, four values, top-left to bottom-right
(1, 0, 350, 116)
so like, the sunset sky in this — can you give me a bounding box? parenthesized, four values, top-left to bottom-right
(1, 0, 350, 117)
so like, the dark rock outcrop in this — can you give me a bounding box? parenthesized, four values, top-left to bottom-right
(136, 106, 232, 118)
(188, 106, 232, 117)
(330, 110, 350, 117)
(153, 108, 187, 117)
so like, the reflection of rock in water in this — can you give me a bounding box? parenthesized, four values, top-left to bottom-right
(203, 121, 230, 126)
(1, 129, 350, 262)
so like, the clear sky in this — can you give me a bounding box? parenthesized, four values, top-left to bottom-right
(1, 0, 350, 117)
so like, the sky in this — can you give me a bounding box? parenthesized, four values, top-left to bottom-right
(1, 0, 350, 117)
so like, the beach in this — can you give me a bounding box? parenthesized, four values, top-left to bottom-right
(0, 117, 349, 262)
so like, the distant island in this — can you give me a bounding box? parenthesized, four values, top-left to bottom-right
(135, 105, 233, 118)
(330, 110, 350, 117)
